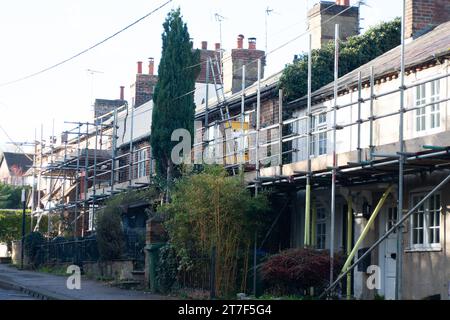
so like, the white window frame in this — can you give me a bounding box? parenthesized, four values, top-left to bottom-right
(310, 112, 327, 157)
(409, 192, 441, 250)
(414, 79, 441, 133)
(134, 147, 147, 179)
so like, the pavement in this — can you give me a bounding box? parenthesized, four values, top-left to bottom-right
(0, 264, 172, 300)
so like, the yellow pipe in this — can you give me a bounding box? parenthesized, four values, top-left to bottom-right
(346, 197, 353, 300)
(340, 185, 393, 275)
(311, 201, 317, 247)
(304, 184, 311, 246)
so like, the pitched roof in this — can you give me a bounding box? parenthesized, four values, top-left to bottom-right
(0, 152, 33, 174)
(289, 20, 450, 106)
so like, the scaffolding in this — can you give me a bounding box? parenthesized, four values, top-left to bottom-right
(192, 5, 450, 299)
(32, 102, 155, 238)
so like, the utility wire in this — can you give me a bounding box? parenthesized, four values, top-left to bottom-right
(0, 123, 33, 161)
(0, 0, 172, 88)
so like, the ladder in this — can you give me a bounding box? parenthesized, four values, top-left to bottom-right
(208, 56, 237, 173)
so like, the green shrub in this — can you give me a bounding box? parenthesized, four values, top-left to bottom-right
(96, 205, 125, 261)
(96, 188, 159, 261)
(161, 166, 270, 297)
(24, 231, 45, 268)
(156, 243, 179, 293)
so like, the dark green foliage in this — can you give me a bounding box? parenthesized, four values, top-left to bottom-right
(279, 18, 401, 101)
(0, 183, 26, 209)
(151, 8, 201, 178)
(24, 231, 45, 267)
(156, 242, 179, 293)
(96, 189, 158, 261)
(260, 248, 345, 296)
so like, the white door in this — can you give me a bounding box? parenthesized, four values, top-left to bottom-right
(381, 207, 398, 300)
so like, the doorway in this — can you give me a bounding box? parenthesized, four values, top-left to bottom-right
(379, 207, 398, 300)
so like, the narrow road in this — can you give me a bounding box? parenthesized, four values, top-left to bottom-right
(0, 287, 35, 300)
(0, 264, 171, 300)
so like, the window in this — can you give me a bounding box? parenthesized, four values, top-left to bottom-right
(415, 80, 441, 132)
(135, 148, 147, 179)
(411, 193, 441, 249)
(316, 207, 327, 250)
(430, 80, 440, 129)
(387, 207, 398, 232)
(310, 112, 327, 157)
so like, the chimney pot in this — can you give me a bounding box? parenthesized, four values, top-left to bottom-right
(248, 37, 256, 50)
(201, 41, 208, 50)
(215, 43, 221, 50)
(137, 61, 143, 74)
(237, 34, 244, 49)
(148, 57, 154, 75)
(120, 86, 125, 100)
(336, 0, 350, 6)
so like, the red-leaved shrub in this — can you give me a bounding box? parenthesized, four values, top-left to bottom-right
(260, 248, 344, 295)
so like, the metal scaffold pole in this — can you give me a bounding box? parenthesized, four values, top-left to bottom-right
(205, 59, 210, 129)
(240, 65, 246, 167)
(396, 0, 406, 300)
(357, 71, 362, 163)
(129, 103, 134, 185)
(83, 122, 89, 237)
(330, 23, 340, 290)
(369, 66, 375, 161)
(48, 119, 55, 237)
(110, 107, 118, 194)
(35, 124, 44, 232)
(30, 128, 37, 232)
(74, 124, 81, 238)
(304, 33, 313, 247)
(278, 89, 283, 174)
(255, 58, 262, 196)
(92, 122, 98, 224)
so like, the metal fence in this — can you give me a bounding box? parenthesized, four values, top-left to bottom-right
(36, 238, 98, 265)
(35, 234, 145, 269)
(177, 255, 212, 292)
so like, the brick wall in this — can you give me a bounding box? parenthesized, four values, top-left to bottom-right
(197, 49, 221, 84)
(94, 99, 125, 119)
(131, 74, 158, 108)
(406, 0, 450, 38)
(308, 2, 359, 50)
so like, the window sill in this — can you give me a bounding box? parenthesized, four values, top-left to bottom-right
(405, 247, 442, 253)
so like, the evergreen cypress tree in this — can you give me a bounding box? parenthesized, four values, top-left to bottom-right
(151, 8, 200, 185)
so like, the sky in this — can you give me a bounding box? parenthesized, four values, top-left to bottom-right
(0, 0, 402, 153)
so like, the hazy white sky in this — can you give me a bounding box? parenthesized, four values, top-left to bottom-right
(0, 0, 401, 152)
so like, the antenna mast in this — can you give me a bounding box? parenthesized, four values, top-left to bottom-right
(265, 7, 274, 53)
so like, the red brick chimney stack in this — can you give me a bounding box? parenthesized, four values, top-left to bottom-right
(120, 86, 125, 100)
(137, 61, 143, 74)
(237, 34, 244, 49)
(215, 43, 221, 51)
(201, 41, 208, 50)
(148, 58, 154, 75)
(405, 0, 450, 38)
(336, 0, 350, 6)
(248, 37, 257, 50)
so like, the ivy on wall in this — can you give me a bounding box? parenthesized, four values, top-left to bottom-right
(279, 18, 401, 101)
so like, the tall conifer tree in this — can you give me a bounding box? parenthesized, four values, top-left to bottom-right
(151, 8, 200, 184)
